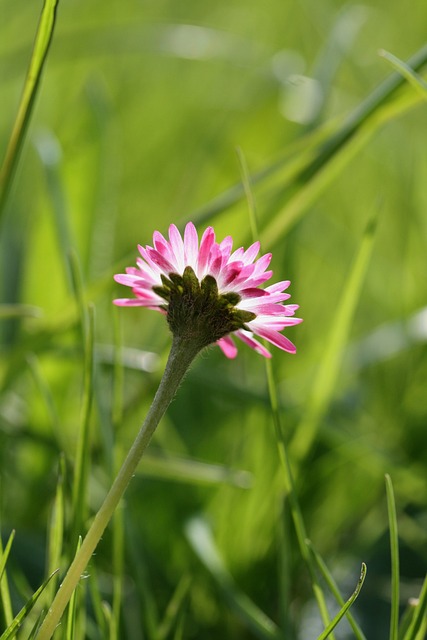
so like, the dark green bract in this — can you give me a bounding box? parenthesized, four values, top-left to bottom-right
(152, 266, 256, 348)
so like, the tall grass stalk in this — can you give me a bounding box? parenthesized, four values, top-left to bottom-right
(0, 0, 60, 222)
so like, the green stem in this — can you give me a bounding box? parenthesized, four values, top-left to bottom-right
(37, 335, 201, 640)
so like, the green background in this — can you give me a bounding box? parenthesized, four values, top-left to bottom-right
(1, 0, 427, 638)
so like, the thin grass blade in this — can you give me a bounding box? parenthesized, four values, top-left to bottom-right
(317, 564, 367, 640)
(0, 0, 61, 221)
(157, 575, 192, 640)
(186, 517, 281, 640)
(307, 541, 367, 640)
(0, 531, 15, 585)
(379, 50, 427, 99)
(87, 565, 109, 640)
(385, 474, 400, 640)
(26, 610, 46, 640)
(26, 354, 61, 436)
(70, 251, 96, 540)
(264, 357, 334, 636)
(260, 43, 427, 247)
(45, 455, 65, 605)
(0, 530, 14, 628)
(0, 570, 58, 640)
(402, 574, 427, 640)
(109, 505, 124, 640)
(65, 537, 83, 640)
(291, 214, 377, 462)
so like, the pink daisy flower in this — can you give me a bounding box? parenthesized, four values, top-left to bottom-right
(114, 222, 302, 359)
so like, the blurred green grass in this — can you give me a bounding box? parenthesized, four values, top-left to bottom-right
(1, 0, 427, 638)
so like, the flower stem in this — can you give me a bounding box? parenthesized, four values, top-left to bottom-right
(37, 335, 201, 640)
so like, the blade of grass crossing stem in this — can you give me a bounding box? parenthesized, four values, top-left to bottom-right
(0, 530, 15, 585)
(379, 50, 427, 100)
(317, 564, 367, 640)
(385, 475, 400, 640)
(259, 93, 416, 250)
(0, 530, 14, 628)
(260, 43, 427, 247)
(188, 123, 334, 229)
(402, 574, 427, 640)
(0, 571, 58, 640)
(189, 41, 427, 237)
(0, 0, 60, 222)
(45, 455, 66, 604)
(69, 251, 95, 540)
(264, 359, 334, 636)
(65, 537, 82, 640)
(291, 215, 377, 462)
(27, 611, 46, 640)
(307, 541, 367, 640)
(186, 517, 281, 640)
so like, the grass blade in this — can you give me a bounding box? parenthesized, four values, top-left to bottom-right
(379, 50, 427, 99)
(65, 537, 82, 640)
(109, 505, 124, 640)
(70, 250, 96, 541)
(264, 357, 334, 636)
(260, 43, 427, 247)
(0, 531, 15, 586)
(307, 541, 367, 640)
(385, 474, 400, 640)
(45, 455, 66, 604)
(157, 575, 192, 640)
(186, 517, 281, 640)
(291, 214, 377, 462)
(241, 146, 333, 635)
(0, 570, 58, 640)
(317, 564, 367, 640)
(0, 530, 15, 628)
(0, 0, 61, 221)
(402, 574, 427, 640)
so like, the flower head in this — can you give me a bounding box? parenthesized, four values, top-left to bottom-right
(114, 222, 302, 358)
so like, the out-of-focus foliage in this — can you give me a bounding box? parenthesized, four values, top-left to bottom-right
(1, 0, 427, 638)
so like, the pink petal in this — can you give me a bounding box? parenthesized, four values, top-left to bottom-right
(168, 224, 185, 272)
(197, 227, 215, 275)
(146, 247, 175, 273)
(184, 222, 199, 267)
(253, 327, 297, 354)
(113, 298, 160, 307)
(241, 241, 260, 264)
(253, 253, 272, 274)
(265, 280, 291, 294)
(219, 235, 233, 260)
(217, 335, 238, 358)
(235, 330, 271, 358)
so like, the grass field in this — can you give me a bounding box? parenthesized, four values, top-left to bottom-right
(1, 0, 427, 638)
